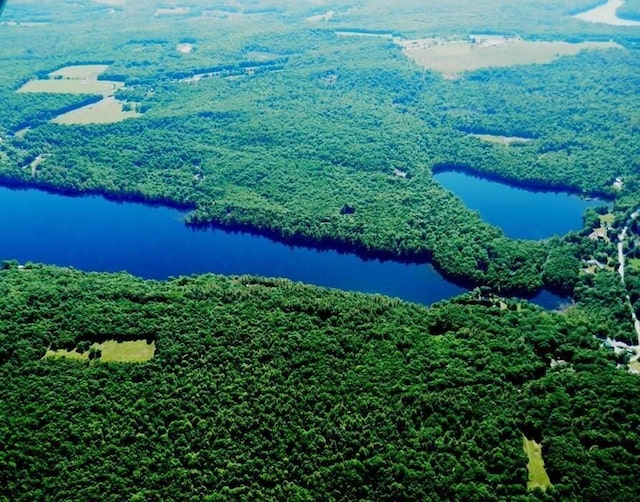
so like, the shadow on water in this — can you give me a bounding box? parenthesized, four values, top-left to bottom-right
(433, 169, 607, 240)
(0, 184, 567, 309)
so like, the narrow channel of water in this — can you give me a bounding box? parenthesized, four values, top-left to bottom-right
(434, 170, 605, 240)
(0, 186, 467, 305)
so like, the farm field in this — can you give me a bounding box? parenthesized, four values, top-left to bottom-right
(398, 37, 621, 76)
(17, 64, 123, 97)
(52, 97, 141, 124)
(50, 64, 111, 80)
(17, 79, 122, 96)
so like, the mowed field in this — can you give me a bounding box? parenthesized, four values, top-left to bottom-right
(523, 437, 552, 491)
(399, 39, 621, 76)
(17, 64, 123, 97)
(50, 64, 111, 79)
(18, 79, 122, 96)
(52, 97, 141, 124)
(45, 340, 155, 363)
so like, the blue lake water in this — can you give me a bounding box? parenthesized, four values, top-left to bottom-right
(434, 170, 605, 240)
(0, 185, 573, 309)
(0, 186, 466, 305)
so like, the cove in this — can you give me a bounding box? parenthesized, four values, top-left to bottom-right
(434, 170, 604, 240)
(0, 186, 467, 305)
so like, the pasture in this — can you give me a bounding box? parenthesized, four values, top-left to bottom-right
(17, 64, 123, 97)
(52, 97, 141, 124)
(399, 38, 621, 76)
(17, 79, 122, 96)
(50, 64, 110, 80)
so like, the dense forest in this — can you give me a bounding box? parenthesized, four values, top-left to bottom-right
(1, 264, 638, 501)
(1, 0, 640, 499)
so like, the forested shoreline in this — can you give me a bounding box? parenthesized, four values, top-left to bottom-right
(1, 0, 640, 499)
(4, 36, 639, 293)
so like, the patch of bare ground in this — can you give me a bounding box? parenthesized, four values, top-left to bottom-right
(470, 133, 532, 145)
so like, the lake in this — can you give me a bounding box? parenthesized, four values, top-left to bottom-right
(0, 186, 466, 305)
(0, 185, 573, 309)
(434, 170, 605, 240)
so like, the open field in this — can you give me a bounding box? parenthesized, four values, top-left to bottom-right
(50, 64, 110, 80)
(45, 340, 155, 363)
(18, 79, 123, 96)
(523, 437, 552, 491)
(45, 347, 88, 361)
(155, 7, 190, 16)
(600, 213, 616, 226)
(99, 340, 155, 362)
(399, 38, 622, 76)
(52, 97, 141, 124)
(176, 43, 194, 54)
(470, 133, 532, 145)
(17, 64, 124, 97)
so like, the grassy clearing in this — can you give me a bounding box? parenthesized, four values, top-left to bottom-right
(470, 133, 532, 145)
(45, 347, 89, 361)
(17, 79, 123, 96)
(50, 64, 110, 80)
(52, 97, 141, 124)
(99, 340, 155, 362)
(523, 437, 552, 491)
(17, 64, 123, 97)
(45, 340, 155, 363)
(600, 213, 615, 226)
(155, 7, 189, 16)
(28, 154, 49, 175)
(399, 38, 621, 76)
(14, 127, 30, 138)
(628, 258, 640, 271)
